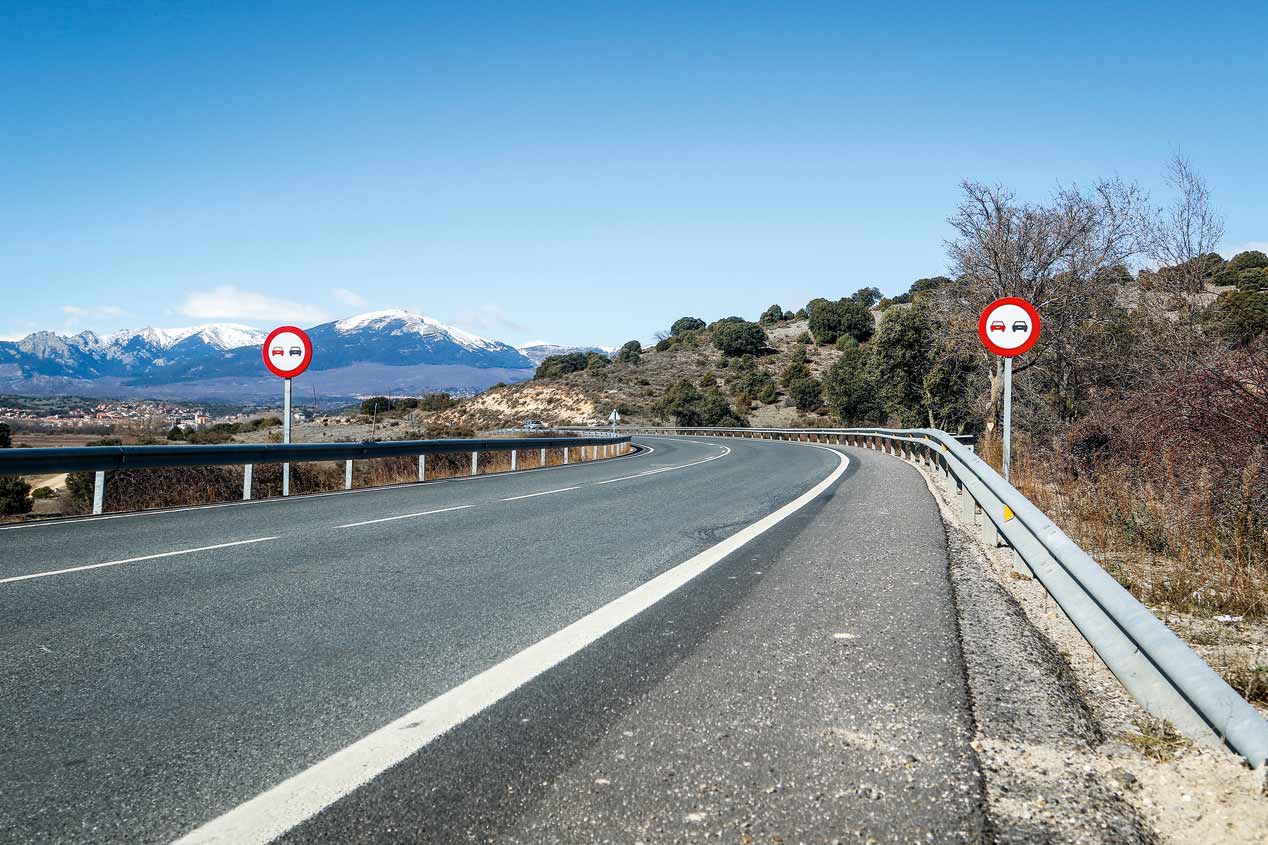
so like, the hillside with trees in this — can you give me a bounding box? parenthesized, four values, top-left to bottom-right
(443, 155, 1267, 637)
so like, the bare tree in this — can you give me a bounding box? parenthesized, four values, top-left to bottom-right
(1137, 153, 1225, 294)
(940, 177, 1141, 432)
(1131, 153, 1227, 374)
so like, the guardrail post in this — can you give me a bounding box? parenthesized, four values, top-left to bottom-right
(471, 451, 478, 476)
(418, 454, 426, 482)
(980, 510, 997, 547)
(540, 447, 546, 467)
(511, 449, 518, 471)
(564, 447, 570, 464)
(345, 460, 353, 490)
(92, 471, 105, 515)
(960, 485, 974, 524)
(242, 464, 253, 501)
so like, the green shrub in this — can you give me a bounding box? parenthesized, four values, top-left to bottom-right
(616, 340, 642, 364)
(807, 297, 874, 345)
(31, 485, 55, 499)
(711, 321, 767, 356)
(0, 475, 33, 515)
(759, 304, 785, 324)
(670, 317, 706, 336)
(788, 377, 823, 412)
(824, 343, 883, 424)
(535, 352, 589, 379)
(781, 360, 811, 388)
(1202, 289, 1268, 347)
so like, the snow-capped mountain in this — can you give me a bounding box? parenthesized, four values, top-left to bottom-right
(516, 343, 616, 366)
(0, 311, 534, 400)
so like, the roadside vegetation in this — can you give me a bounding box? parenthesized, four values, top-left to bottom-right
(509, 153, 1267, 623)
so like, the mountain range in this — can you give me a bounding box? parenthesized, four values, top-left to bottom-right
(515, 343, 616, 366)
(0, 310, 594, 402)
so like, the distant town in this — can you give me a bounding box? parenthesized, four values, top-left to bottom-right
(0, 397, 317, 434)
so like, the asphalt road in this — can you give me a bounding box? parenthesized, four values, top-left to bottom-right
(0, 436, 982, 843)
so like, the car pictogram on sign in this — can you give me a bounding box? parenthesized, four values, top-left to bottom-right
(1011, 321, 1028, 332)
(990, 321, 1006, 332)
(289, 346, 302, 356)
(272, 346, 284, 356)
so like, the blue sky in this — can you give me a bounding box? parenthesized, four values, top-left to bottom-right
(2, 1, 1265, 347)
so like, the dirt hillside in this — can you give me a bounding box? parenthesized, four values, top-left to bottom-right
(434, 317, 846, 431)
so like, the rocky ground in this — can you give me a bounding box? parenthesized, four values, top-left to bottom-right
(916, 460, 1268, 843)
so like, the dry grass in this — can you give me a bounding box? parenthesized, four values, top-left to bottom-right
(1217, 653, 1268, 706)
(32, 440, 631, 518)
(979, 432, 1268, 620)
(1119, 716, 1191, 763)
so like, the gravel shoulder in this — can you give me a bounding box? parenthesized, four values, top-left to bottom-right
(914, 456, 1268, 844)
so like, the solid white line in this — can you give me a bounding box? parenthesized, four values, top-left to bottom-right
(173, 445, 848, 845)
(591, 445, 730, 485)
(0, 537, 279, 585)
(335, 504, 474, 529)
(500, 486, 580, 502)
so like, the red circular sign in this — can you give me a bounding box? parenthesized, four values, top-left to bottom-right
(261, 326, 313, 378)
(977, 297, 1041, 357)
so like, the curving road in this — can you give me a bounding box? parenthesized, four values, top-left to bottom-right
(0, 436, 984, 843)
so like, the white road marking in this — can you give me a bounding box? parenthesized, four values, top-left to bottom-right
(501, 486, 580, 502)
(0, 441, 649, 532)
(591, 445, 730, 485)
(335, 504, 474, 529)
(173, 445, 848, 845)
(0, 537, 278, 585)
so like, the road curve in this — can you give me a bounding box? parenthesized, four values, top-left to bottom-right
(1, 436, 858, 842)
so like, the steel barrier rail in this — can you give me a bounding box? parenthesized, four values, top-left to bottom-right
(0, 433, 630, 515)
(580, 425, 1268, 768)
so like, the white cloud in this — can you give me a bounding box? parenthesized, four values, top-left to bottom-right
(332, 287, 367, 308)
(62, 304, 124, 319)
(450, 304, 525, 338)
(179, 285, 329, 326)
(0, 332, 28, 342)
(1227, 241, 1268, 257)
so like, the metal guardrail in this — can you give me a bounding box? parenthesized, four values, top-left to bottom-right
(0, 433, 630, 516)
(587, 425, 1268, 769)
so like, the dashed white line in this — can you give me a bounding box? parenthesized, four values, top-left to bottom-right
(173, 445, 848, 845)
(336, 504, 474, 529)
(0, 537, 279, 585)
(501, 486, 580, 502)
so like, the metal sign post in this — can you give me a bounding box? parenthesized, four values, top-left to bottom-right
(977, 297, 1040, 482)
(262, 325, 314, 497)
(283, 377, 292, 496)
(1002, 357, 1012, 480)
(609, 408, 620, 436)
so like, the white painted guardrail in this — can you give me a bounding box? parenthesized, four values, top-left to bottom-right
(578, 424, 1268, 769)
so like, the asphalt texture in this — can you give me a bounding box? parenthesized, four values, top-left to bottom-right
(2, 436, 986, 843)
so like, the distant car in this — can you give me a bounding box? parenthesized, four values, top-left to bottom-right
(288, 346, 303, 356)
(523, 419, 545, 430)
(989, 320, 1006, 332)
(271, 346, 284, 356)
(1011, 321, 1029, 332)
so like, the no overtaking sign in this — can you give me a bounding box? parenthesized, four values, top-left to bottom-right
(977, 297, 1040, 358)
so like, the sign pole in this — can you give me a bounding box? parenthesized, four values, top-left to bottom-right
(1001, 357, 1012, 481)
(283, 377, 292, 496)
